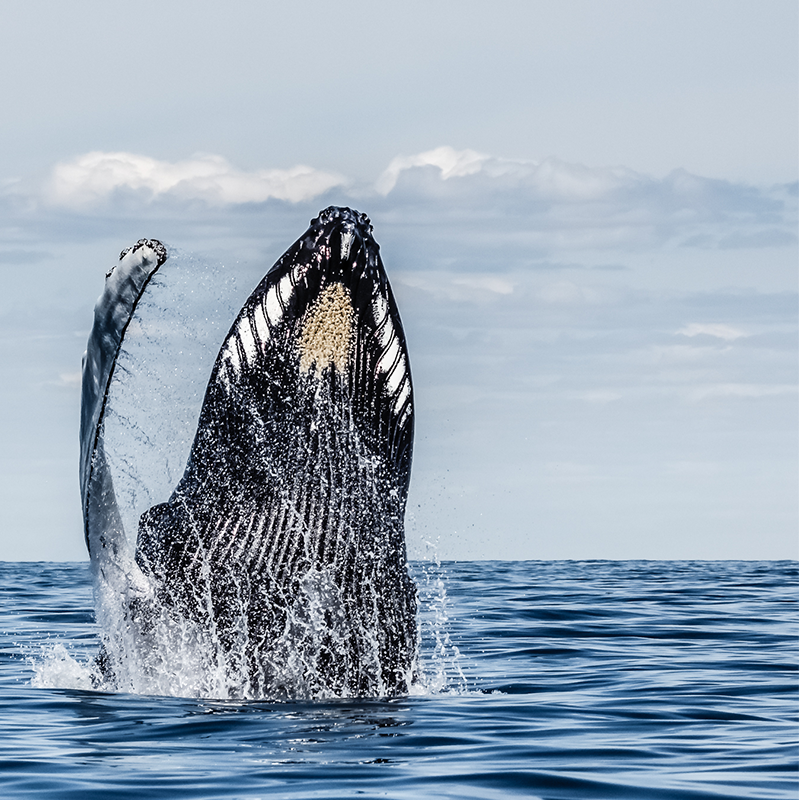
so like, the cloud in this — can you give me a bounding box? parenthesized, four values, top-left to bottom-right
(376, 146, 489, 194)
(677, 323, 748, 340)
(375, 145, 644, 201)
(46, 152, 346, 208)
(371, 147, 796, 254)
(16, 145, 797, 270)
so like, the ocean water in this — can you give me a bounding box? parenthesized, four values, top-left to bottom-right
(0, 559, 796, 799)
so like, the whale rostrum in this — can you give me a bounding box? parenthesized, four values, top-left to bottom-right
(81, 209, 418, 697)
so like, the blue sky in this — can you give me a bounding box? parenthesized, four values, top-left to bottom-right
(0, 1, 796, 560)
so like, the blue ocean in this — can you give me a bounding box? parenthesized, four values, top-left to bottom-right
(1, 559, 797, 799)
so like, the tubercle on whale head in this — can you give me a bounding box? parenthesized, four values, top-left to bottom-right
(309, 206, 373, 236)
(288, 210, 407, 359)
(293, 206, 383, 286)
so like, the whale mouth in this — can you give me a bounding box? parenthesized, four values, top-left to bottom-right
(80, 207, 418, 699)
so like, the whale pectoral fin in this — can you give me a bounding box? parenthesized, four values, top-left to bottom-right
(81, 240, 168, 558)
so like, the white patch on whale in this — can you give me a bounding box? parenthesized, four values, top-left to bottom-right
(264, 285, 283, 328)
(238, 316, 258, 368)
(252, 300, 270, 344)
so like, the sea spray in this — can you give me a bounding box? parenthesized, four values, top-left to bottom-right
(411, 552, 468, 695)
(32, 561, 463, 700)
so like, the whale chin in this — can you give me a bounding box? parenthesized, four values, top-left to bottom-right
(81, 208, 418, 698)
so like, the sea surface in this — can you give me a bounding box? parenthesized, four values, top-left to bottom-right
(0, 559, 796, 799)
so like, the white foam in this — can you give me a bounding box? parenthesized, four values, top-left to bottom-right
(30, 643, 96, 691)
(409, 555, 468, 696)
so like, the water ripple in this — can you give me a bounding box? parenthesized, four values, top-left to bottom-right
(0, 559, 796, 799)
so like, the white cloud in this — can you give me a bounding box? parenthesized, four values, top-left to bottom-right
(376, 146, 489, 194)
(30, 147, 797, 261)
(376, 146, 643, 201)
(525, 159, 641, 201)
(677, 323, 748, 340)
(47, 152, 346, 207)
(371, 147, 796, 257)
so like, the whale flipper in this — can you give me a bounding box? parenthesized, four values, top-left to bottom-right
(80, 239, 168, 563)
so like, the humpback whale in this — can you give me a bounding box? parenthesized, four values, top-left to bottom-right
(80, 208, 417, 698)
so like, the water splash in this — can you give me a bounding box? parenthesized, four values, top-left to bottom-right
(30, 567, 467, 699)
(30, 643, 97, 691)
(411, 552, 468, 695)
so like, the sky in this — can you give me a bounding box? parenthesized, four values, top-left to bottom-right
(0, 0, 796, 561)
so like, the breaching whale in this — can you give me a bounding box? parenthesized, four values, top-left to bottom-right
(80, 208, 417, 697)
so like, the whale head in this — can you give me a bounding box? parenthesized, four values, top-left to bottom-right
(209, 205, 414, 491)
